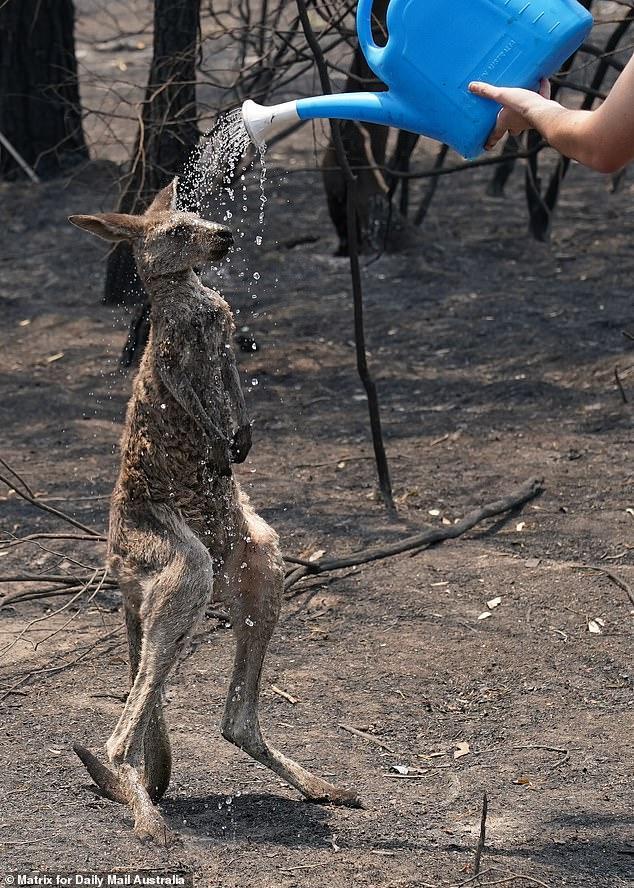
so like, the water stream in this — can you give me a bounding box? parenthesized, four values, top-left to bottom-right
(178, 109, 269, 330)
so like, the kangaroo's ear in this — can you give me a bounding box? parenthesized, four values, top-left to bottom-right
(146, 178, 179, 215)
(68, 213, 145, 242)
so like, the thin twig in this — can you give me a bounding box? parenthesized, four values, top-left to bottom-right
(0, 626, 123, 703)
(295, 0, 394, 513)
(615, 366, 629, 403)
(0, 130, 40, 183)
(477, 876, 552, 888)
(0, 569, 101, 661)
(570, 563, 634, 606)
(339, 722, 395, 753)
(0, 470, 102, 537)
(271, 684, 299, 704)
(0, 458, 36, 498)
(0, 533, 107, 549)
(0, 585, 91, 607)
(473, 791, 488, 875)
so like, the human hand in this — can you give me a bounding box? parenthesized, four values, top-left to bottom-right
(468, 78, 552, 149)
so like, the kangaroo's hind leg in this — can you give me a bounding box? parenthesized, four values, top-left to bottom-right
(122, 577, 173, 802)
(74, 572, 173, 805)
(220, 513, 362, 808)
(78, 517, 213, 844)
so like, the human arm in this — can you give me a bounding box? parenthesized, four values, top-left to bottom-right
(469, 52, 634, 173)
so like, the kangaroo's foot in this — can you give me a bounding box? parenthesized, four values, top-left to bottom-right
(118, 764, 179, 846)
(222, 717, 363, 809)
(73, 743, 127, 804)
(76, 745, 176, 845)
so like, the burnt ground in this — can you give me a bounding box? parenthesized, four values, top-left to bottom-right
(0, 136, 633, 888)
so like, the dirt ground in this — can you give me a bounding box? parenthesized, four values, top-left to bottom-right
(1, 120, 633, 888)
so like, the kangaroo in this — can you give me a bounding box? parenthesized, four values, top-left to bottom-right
(69, 179, 361, 844)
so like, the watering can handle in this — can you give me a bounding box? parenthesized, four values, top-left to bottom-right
(356, 0, 387, 77)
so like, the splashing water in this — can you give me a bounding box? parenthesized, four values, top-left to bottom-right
(178, 108, 268, 233)
(178, 109, 252, 215)
(178, 107, 268, 267)
(178, 108, 270, 345)
(257, 143, 267, 228)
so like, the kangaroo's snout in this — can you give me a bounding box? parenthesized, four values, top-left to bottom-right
(204, 223, 233, 262)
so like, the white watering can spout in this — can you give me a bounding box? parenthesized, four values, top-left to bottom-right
(241, 99, 300, 147)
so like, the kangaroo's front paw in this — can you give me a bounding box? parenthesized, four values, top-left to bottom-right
(230, 423, 252, 463)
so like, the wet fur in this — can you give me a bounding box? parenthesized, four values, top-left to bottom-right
(69, 180, 361, 845)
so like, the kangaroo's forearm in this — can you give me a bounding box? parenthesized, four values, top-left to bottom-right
(156, 361, 229, 444)
(222, 350, 250, 428)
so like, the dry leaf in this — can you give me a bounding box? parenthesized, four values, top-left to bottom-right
(487, 596, 502, 609)
(587, 619, 603, 634)
(514, 775, 533, 786)
(392, 765, 410, 775)
(525, 557, 540, 568)
(516, 521, 526, 531)
(478, 611, 492, 620)
(442, 517, 452, 526)
(308, 549, 325, 562)
(453, 741, 470, 759)
(18, 319, 31, 327)
(46, 352, 64, 363)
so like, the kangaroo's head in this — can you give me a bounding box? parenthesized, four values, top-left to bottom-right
(69, 179, 233, 282)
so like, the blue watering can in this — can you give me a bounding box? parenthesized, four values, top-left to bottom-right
(242, 0, 592, 159)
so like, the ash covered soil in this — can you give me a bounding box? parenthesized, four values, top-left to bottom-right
(0, 136, 633, 888)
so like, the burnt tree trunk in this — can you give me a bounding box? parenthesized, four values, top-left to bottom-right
(0, 0, 87, 179)
(104, 0, 201, 321)
(321, 0, 390, 255)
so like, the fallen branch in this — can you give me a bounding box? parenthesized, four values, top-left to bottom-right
(284, 477, 543, 591)
(0, 568, 103, 661)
